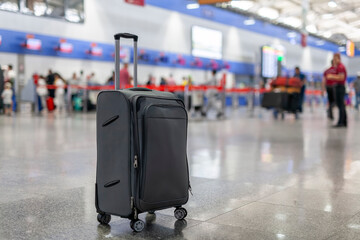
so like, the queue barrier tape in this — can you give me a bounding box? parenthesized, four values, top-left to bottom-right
(42, 84, 325, 96)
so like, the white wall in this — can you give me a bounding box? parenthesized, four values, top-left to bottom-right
(0, 0, 358, 85)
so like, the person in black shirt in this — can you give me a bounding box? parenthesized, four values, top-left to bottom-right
(294, 67, 306, 112)
(46, 69, 55, 98)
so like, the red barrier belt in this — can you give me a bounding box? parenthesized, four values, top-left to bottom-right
(43, 84, 325, 95)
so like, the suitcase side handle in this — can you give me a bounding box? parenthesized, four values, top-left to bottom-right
(114, 33, 138, 90)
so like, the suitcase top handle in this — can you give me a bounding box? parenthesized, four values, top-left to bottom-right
(114, 33, 138, 90)
(129, 87, 152, 92)
(114, 33, 138, 41)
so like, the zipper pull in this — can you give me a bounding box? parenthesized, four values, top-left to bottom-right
(134, 155, 138, 168)
(189, 184, 193, 196)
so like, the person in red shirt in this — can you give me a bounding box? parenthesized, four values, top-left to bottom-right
(322, 60, 337, 120)
(119, 63, 131, 89)
(326, 53, 347, 127)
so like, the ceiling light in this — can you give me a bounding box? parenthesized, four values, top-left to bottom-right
(328, 1, 337, 8)
(0, 2, 19, 11)
(322, 14, 333, 19)
(244, 18, 255, 25)
(258, 7, 279, 20)
(186, 3, 199, 9)
(306, 25, 317, 34)
(323, 31, 332, 38)
(282, 17, 302, 28)
(307, 13, 316, 21)
(230, 1, 254, 11)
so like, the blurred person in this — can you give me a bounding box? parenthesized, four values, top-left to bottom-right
(353, 73, 360, 110)
(68, 72, 79, 99)
(1, 82, 13, 116)
(181, 76, 187, 86)
(5, 64, 16, 86)
(5, 65, 16, 112)
(322, 60, 336, 119)
(120, 63, 131, 88)
(146, 74, 155, 86)
(294, 66, 306, 112)
(54, 74, 66, 112)
(327, 53, 347, 127)
(36, 75, 48, 113)
(160, 77, 167, 86)
(46, 69, 55, 98)
(107, 71, 115, 85)
(78, 70, 86, 86)
(87, 72, 97, 85)
(167, 74, 176, 86)
(202, 70, 222, 118)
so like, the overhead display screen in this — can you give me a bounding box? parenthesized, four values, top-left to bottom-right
(261, 46, 284, 78)
(191, 26, 222, 60)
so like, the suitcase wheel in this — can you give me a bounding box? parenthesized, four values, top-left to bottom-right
(130, 219, 145, 232)
(97, 213, 111, 225)
(174, 207, 187, 220)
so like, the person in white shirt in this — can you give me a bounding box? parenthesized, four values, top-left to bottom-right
(54, 74, 66, 112)
(5, 65, 16, 86)
(167, 74, 176, 86)
(1, 82, 13, 116)
(202, 70, 223, 118)
(36, 76, 48, 112)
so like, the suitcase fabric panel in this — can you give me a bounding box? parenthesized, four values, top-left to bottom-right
(139, 104, 189, 211)
(96, 91, 132, 217)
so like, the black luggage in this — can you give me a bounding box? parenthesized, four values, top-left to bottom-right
(261, 92, 288, 109)
(95, 33, 190, 232)
(286, 93, 300, 112)
(262, 91, 300, 113)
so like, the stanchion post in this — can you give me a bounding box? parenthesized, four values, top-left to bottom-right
(67, 84, 72, 114)
(34, 84, 39, 114)
(83, 83, 88, 113)
(221, 86, 226, 115)
(184, 85, 189, 111)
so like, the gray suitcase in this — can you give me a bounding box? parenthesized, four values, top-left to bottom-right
(95, 33, 191, 232)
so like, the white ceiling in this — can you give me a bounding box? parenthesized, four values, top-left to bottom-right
(216, 0, 360, 45)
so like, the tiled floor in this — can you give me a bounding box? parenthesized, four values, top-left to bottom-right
(1, 108, 360, 239)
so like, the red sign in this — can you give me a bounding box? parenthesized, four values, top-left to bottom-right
(26, 38, 42, 50)
(59, 42, 73, 53)
(125, 0, 145, 6)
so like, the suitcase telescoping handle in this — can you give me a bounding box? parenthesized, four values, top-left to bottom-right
(114, 33, 138, 90)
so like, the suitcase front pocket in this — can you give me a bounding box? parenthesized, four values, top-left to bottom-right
(140, 104, 189, 208)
